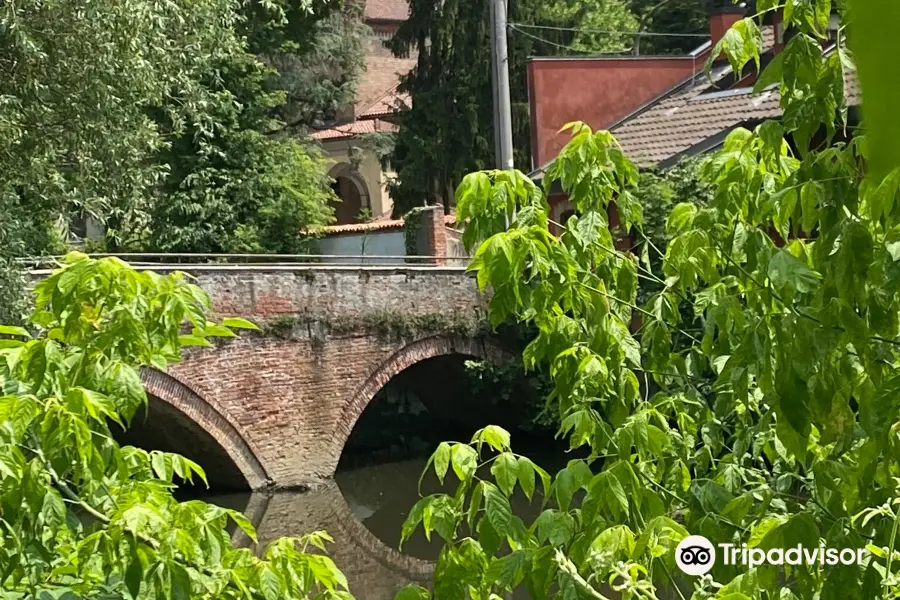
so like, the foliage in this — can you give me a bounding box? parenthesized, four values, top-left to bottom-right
(394, 3, 900, 599)
(0, 0, 364, 257)
(628, 0, 720, 55)
(0, 253, 352, 598)
(142, 131, 337, 254)
(0, 0, 246, 247)
(0, 193, 65, 323)
(259, 1, 369, 132)
(464, 358, 557, 431)
(405, 207, 427, 259)
(634, 159, 715, 305)
(386, 0, 638, 214)
(124, 0, 365, 253)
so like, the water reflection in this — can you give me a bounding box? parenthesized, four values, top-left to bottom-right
(212, 457, 561, 600)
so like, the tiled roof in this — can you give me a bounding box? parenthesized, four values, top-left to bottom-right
(319, 214, 456, 234)
(360, 89, 411, 118)
(611, 34, 862, 166)
(612, 77, 783, 165)
(364, 0, 410, 22)
(311, 118, 398, 141)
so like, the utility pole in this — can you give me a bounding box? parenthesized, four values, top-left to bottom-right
(490, 0, 514, 171)
(490, 10, 501, 164)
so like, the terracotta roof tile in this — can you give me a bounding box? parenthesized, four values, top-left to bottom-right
(319, 213, 456, 234)
(364, 0, 410, 22)
(311, 118, 398, 141)
(611, 36, 861, 166)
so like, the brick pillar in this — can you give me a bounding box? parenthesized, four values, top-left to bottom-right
(420, 204, 448, 265)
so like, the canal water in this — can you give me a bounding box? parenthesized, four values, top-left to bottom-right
(207, 454, 568, 600)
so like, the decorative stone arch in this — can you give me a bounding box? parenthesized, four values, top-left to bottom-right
(328, 162, 371, 224)
(331, 335, 509, 466)
(140, 369, 270, 490)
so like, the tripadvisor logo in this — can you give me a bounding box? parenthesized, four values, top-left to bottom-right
(675, 535, 869, 576)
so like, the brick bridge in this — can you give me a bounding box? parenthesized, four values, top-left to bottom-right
(118, 265, 502, 491)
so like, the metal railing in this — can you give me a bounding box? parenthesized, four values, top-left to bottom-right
(20, 253, 472, 271)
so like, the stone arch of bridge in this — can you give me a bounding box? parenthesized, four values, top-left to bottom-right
(331, 335, 509, 467)
(140, 368, 270, 490)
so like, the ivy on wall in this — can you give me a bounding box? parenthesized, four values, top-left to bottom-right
(403, 206, 426, 261)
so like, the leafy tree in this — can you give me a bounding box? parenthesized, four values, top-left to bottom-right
(628, 0, 720, 55)
(0, 253, 353, 598)
(121, 0, 368, 253)
(261, 1, 369, 132)
(393, 2, 900, 599)
(0, 0, 366, 257)
(387, 0, 637, 214)
(635, 159, 714, 305)
(0, 0, 248, 247)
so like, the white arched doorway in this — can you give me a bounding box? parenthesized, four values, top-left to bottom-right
(329, 163, 371, 225)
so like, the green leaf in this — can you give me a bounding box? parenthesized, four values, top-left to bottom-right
(393, 585, 431, 600)
(177, 335, 213, 348)
(483, 483, 512, 533)
(168, 563, 192, 600)
(666, 203, 698, 234)
(226, 509, 257, 544)
(748, 516, 788, 547)
(849, 0, 900, 180)
(125, 550, 143, 599)
(517, 457, 536, 500)
(451, 444, 478, 482)
(401, 497, 429, 545)
(259, 566, 281, 600)
(472, 425, 511, 452)
(767, 249, 821, 293)
(594, 470, 630, 520)
(0, 326, 31, 338)
(491, 452, 518, 496)
(200, 323, 237, 338)
(222, 317, 261, 331)
(41, 490, 66, 528)
(485, 550, 528, 588)
(534, 509, 576, 547)
(432, 442, 451, 485)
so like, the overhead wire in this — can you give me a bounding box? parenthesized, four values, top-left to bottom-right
(508, 22, 710, 38)
(508, 23, 616, 55)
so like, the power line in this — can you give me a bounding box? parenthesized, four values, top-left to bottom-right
(509, 22, 710, 38)
(509, 23, 631, 55)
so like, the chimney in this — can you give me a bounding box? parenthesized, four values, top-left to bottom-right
(710, 5, 747, 56)
(413, 204, 448, 265)
(772, 9, 786, 54)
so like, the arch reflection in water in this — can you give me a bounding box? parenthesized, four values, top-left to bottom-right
(220, 480, 433, 600)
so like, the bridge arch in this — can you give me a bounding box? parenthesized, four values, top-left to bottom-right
(139, 369, 270, 490)
(332, 335, 509, 466)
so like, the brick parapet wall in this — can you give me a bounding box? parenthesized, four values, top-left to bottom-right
(189, 267, 482, 322)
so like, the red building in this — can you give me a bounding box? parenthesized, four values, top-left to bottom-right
(526, 7, 856, 232)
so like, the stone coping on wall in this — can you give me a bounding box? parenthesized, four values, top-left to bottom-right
(30, 264, 473, 277)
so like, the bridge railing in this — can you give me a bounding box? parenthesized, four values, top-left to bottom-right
(20, 253, 472, 273)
